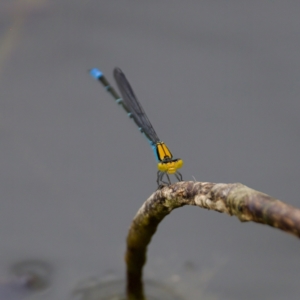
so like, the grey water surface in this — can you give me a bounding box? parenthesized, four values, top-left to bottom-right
(0, 1, 300, 299)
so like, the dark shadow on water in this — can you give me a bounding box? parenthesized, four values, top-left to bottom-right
(10, 259, 53, 291)
(0, 259, 52, 300)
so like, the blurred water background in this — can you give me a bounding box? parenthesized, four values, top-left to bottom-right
(0, 1, 300, 299)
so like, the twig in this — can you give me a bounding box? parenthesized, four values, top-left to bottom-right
(125, 181, 300, 299)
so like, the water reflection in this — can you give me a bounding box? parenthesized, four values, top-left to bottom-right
(71, 278, 183, 300)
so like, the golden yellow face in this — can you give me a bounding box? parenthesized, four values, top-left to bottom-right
(155, 142, 183, 174)
(157, 159, 183, 174)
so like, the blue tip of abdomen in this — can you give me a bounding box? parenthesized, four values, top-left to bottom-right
(89, 68, 103, 79)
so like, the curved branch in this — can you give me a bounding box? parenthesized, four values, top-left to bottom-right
(125, 181, 300, 299)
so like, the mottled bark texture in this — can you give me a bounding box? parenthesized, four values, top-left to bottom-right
(125, 181, 300, 300)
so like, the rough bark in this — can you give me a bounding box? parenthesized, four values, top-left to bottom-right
(126, 181, 300, 299)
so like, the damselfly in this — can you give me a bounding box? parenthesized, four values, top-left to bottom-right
(89, 67, 183, 185)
